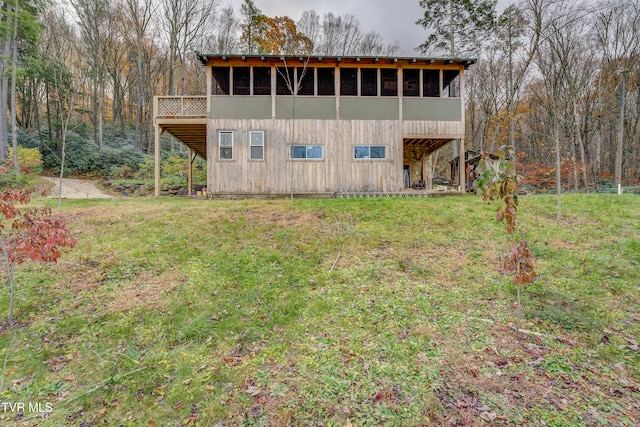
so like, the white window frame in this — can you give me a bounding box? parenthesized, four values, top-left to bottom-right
(218, 130, 234, 160)
(290, 145, 323, 160)
(249, 131, 265, 161)
(354, 145, 387, 160)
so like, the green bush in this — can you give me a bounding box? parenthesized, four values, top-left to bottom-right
(41, 134, 101, 176)
(0, 169, 31, 190)
(96, 146, 145, 176)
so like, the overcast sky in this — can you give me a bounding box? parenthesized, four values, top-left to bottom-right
(225, 0, 436, 55)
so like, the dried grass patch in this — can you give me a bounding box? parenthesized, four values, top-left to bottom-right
(106, 269, 182, 312)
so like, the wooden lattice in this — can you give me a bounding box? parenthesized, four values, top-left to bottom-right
(157, 96, 206, 117)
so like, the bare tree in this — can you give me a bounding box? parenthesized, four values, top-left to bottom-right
(123, 0, 156, 149)
(161, 0, 218, 96)
(71, 0, 115, 149)
(206, 6, 239, 54)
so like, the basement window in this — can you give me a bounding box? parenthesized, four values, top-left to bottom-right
(317, 68, 335, 95)
(219, 131, 233, 160)
(250, 131, 264, 160)
(403, 69, 420, 97)
(354, 146, 386, 159)
(443, 70, 460, 97)
(423, 69, 439, 97)
(212, 67, 230, 95)
(361, 68, 378, 96)
(381, 69, 397, 96)
(340, 68, 358, 96)
(253, 67, 271, 95)
(291, 145, 323, 159)
(232, 67, 250, 95)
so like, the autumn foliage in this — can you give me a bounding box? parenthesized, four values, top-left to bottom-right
(0, 182, 76, 321)
(474, 145, 536, 330)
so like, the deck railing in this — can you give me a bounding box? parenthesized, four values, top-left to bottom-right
(155, 96, 207, 118)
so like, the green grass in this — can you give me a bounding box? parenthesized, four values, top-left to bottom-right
(0, 194, 639, 426)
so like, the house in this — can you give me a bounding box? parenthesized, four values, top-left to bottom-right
(153, 54, 476, 197)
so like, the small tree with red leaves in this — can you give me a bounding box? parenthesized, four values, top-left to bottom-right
(0, 184, 77, 323)
(474, 145, 536, 331)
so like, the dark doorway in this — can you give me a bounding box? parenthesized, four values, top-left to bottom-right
(403, 165, 411, 188)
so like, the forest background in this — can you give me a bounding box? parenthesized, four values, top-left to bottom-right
(0, 0, 638, 193)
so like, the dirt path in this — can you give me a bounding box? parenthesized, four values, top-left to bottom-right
(44, 177, 114, 199)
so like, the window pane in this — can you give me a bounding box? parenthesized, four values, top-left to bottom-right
(220, 132, 232, 146)
(381, 69, 397, 96)
(292, 145, 306, 158)
(423, 69, 439, 97)
(443, 70, 460, 97)
(233, 67, 250, 95)
(253, 67, 271, 95)
(307, 146, 322, 159)
(361, 68, 377, 96)
(317, 68, 335, 95)
(340, 68, 357, 96)
(250, 131, 263, 146)
(220, 147, 233, 159)
(354, 146, 369, 158)
(250, 146, 263, 160)
(212, 67, 230, 95)
(403, 69, 420, 97)
(298, 67, 314, 95)
(370, 146, 386, 158)
(219, 131, 233, 160)
(276, 67, 295, 95)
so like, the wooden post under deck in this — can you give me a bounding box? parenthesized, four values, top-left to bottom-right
(154, 124, 161, 197)
(459, 138, 466, 193)
(187, 147, 193, 195)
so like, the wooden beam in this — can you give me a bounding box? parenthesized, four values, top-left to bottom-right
(187, 147, 193, 196)
(459, 138, 466, 193)
(154, 124, 161, 197)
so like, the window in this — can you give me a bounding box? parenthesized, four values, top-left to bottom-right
(361, 68, 378, 96)
(340, 68, 357, 96)
(232, 67, 250, 95)
(276, 67, 295, 95)
(298, 67, 314, 95)
(253, 67, 271, 95)
(291, 145, 323, 159)
(250, 131, 264, 160)
(354, 146, 386, 159)
(212, 67, 230, 95)
(403, 69, 420, 97)
(443, 70, 460, 97)
(317, 68, 335, 95)
(423, 69, 440, 97)
(381, 69, 397, 96)
(219, 131, 233, 160)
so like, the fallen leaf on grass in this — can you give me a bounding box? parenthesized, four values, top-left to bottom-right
(556, 398, 568, 411)
(479, 411, 497, 422)
(246, 385, 261, 396)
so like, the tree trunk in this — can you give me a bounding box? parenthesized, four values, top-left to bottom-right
(553, 106, 562, 221)
(11, 6, 19, 172)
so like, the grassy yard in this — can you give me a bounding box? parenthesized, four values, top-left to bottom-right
(0, 194, 638, 426)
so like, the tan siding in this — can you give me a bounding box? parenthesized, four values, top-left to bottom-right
(208, 119, 405, 193)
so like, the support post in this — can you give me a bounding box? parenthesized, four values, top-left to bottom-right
(459, 138, 466, 193)
(154, 124, 161, 197)
(187, 147, 193, 195)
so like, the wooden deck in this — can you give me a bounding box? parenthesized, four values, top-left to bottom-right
(154, 96, 207, 158)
